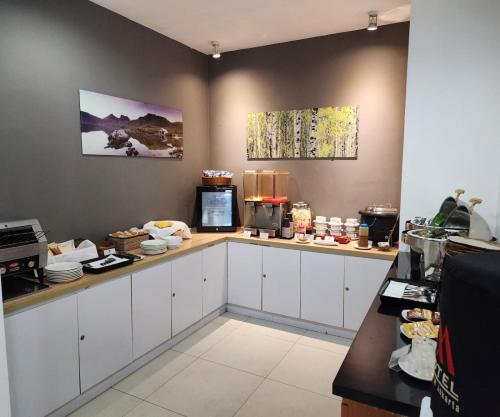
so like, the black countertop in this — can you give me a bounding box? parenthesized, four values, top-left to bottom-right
(332, 253, 431, 417)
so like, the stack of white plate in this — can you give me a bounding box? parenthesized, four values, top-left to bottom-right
(140, 239, 167, 255)
(45, 262, 83, 283)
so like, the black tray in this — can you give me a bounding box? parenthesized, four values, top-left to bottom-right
(378, 278, 439, 310)
(82, 254, 134, 274)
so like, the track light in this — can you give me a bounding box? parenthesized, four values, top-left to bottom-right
(367, 11, 378, 31)
(211, 41, 221, 59)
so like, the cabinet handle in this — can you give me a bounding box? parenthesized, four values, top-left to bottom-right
(80, 335, 85, 341)
(203, 278, 207, 282)
(172, 292, 176, 297)
(263, 274, 267, 278)
(345, 287, 350, 291)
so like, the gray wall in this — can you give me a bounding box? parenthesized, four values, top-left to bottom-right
(0, 0, 210, 242)
(209, 23, 409, 220)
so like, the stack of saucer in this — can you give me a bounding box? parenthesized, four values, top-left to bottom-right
(328, 217, 343, 236)
(45, 262, 83, 283)
(313, 216, 328, 236)
(344, 218, 360, 240)
(140, 239, 167, 255)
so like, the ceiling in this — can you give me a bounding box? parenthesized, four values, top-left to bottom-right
(90, 0, 411, 55)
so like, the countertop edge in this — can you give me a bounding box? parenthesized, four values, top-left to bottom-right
(3, 233, 398, 315)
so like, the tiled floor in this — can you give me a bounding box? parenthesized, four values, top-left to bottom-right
(70, 313, 351, 417)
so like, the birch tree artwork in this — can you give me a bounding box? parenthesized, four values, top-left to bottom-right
(246, 105, 358, 160)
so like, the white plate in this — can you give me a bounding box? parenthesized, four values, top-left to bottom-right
(143, 248, 167, 255)
(141, 239, 167, 249)
(448, 236, 500, 251)
(398, 354, 434, 382)
(313, 240, 339, 246)
(294, 239, 311, 244)
(45, 262, 82, 273)
(355, 244, 373, 250)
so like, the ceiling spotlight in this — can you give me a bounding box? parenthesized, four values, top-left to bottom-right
(367, 11, 378, 31)
(211, 41, 221, 59)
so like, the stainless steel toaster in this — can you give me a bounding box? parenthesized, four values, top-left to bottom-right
(0, 218, 48, 277)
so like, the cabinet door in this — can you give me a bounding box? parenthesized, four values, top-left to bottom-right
(227, 242, 262, 310)
(132, 261, 172, 359)
(172, 251, 203, 336)
(5, 295, 80, 417)
(78, 275, 133, 392)
(262, 246, 301, 318)
(202, 243, 227, 316)
(301, 251, 344, 327)
(344, 257, 392, 331)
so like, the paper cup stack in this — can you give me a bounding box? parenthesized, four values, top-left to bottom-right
(328, 217, 344, 236)
(313, 216, 328, 236)
(344, 218, 360, 240)
(45, 262, 83, 283)
(140, 239, 167, 255)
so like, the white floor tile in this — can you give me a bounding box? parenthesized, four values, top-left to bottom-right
(234, 379, 342, 417)
(114, 350, 196, 399)
(124, 401, 183, 417)
(171, 321, 236, 357)
(70, 389, 141, 417)
(201, 329, 293, 376)
(147, 358, 262, 417)
(238, 317, 307, 342)
(268, 343, 345, 397)
(296, 331, 351, 355)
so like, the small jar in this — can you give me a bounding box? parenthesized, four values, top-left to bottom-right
(358, 224, 369, 248)
(292, 202, 311, 234)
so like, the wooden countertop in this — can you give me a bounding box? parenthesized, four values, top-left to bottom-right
(3, 232, 398, 315)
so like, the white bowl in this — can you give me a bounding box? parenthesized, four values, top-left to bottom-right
(314, 216, 327, 223)
(164, 235, 183, 249)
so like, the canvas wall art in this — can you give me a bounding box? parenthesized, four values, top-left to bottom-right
(79, 90, 183, 158)
(246, 105, 359, 160)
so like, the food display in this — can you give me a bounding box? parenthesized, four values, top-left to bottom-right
(109, 228, 148, 238)
(291, 202, 311, 234)
(108, 228, 150, 251)
(400, 320, 439, 339)
(403, 308, 441, 325)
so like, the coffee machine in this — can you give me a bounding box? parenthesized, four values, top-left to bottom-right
(0, 218, 49, 301)
(243, 201, 290, 237)
(242, 170, 290, 237)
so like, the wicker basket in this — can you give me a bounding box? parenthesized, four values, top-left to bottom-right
(201, 176, 232, 186)
(108, 234, 149, 251)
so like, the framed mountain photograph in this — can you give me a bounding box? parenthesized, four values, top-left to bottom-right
(246, 105, 359, 160)
(79, 90, 183, 158)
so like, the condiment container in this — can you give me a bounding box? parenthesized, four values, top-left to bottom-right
(281, 216, 294, 239)
(358, 223, 369, 247)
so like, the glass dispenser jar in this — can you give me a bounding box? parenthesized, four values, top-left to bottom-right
(291, 202, 311, 234)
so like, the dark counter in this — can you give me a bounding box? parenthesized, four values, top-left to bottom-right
(332, 253, 431, 417)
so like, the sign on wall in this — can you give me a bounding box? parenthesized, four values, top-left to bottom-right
(79, 90, 183, 158)
(246, 105, 359, 160)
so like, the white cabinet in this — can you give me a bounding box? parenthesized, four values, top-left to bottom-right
(202, 243, 227, 316)
(132, 261, 172, 359)
(227, 242, 262, 310)
(344, 257, 392, 331)
(78, 275, 133, 392)
(5, 295, 80, 417)
(172, 251, 203, 336)
(300, 251, 344, 327)
(262, 246, 301, 318)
